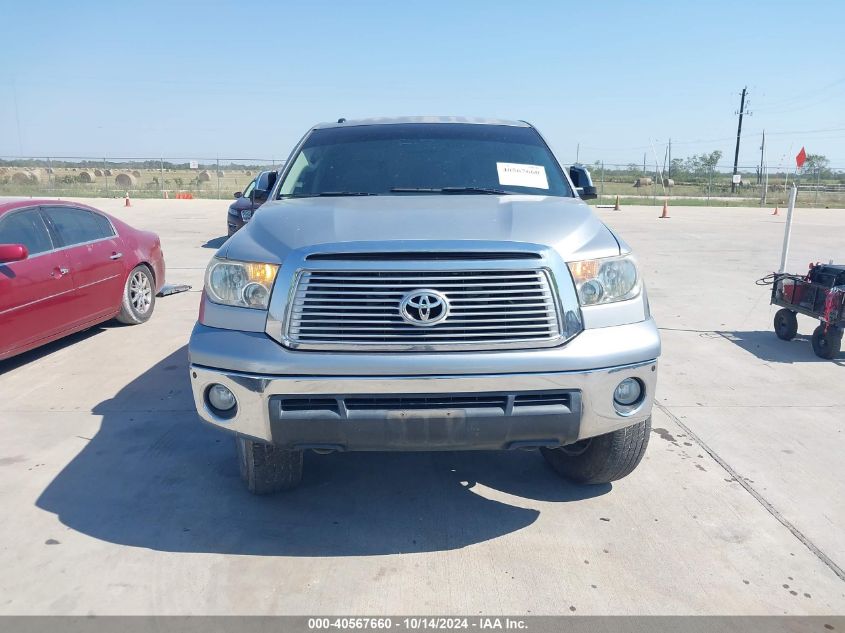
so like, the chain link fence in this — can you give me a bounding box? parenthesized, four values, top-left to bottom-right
(582, 161, 845, 209)
(1, 156, 843, 208)
(0, 157, 283, 200)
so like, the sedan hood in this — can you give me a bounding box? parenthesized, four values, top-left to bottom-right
(221, 195, 620, 264)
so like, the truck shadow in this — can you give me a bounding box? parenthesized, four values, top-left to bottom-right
(35, 346, 609, 556)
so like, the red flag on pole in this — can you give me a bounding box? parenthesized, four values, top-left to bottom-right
(796, 147, 807, 168)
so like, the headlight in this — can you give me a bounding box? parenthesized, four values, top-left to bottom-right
(568, 255, 640, 306)
(204, 257, 279, 310)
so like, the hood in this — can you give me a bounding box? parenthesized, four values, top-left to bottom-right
(221, 195, 620, 264)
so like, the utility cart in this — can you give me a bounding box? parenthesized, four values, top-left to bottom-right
(770, 263, 845, 359)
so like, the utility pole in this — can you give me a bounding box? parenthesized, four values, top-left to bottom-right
(668, 138, 672, 178)
(731, 86, 750, 193)
(758, 130, 765, 185)
(576, 143, 580, 163)
(643, 152, 646, 176)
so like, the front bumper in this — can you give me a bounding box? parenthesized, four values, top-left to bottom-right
(188, 319, 660, 449)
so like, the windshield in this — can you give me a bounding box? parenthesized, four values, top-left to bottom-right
(276, 123, 573, 198)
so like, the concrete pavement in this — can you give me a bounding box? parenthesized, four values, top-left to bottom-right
(0, 198, 842, 614)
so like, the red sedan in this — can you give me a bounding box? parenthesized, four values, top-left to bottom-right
(0, 199, 165, 361)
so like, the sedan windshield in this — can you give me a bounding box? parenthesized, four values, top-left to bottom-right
(277, 123, 573, 198)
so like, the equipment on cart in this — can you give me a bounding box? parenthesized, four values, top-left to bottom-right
(760, 263, 845, 359)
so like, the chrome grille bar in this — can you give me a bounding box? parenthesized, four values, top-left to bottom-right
(284, 268, 563, 351)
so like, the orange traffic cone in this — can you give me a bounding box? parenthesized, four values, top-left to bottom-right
(124, 192, 131, 207)
(614, 195, 620, 211)
(659, 199, 670, 219)
(772, 206, 779, 215)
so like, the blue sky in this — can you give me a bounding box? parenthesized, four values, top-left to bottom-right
(1, 0, 843, 169)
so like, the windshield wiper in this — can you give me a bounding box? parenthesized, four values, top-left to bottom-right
(390, 187, 512, 195)
(280, 191, 379, 198)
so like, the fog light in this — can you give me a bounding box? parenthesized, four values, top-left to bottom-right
(207, 383, 236, 412)
(613, 378, 643, 408)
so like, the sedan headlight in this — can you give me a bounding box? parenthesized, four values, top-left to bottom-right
(568, 255, 640, 306)
(204, 257, 279, 310)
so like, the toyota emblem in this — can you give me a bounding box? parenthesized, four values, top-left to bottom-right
(400, 289, 449, 326)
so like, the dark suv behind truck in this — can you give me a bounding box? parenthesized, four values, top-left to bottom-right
(227, 170, 278, 236)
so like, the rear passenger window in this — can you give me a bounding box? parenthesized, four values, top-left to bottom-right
(44, 207, 114, 247)
(0, 209, 54, 255)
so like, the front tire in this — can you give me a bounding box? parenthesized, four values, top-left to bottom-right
(773, 308, 798, 341)
(540, 417, 651, 484)
(116, 265, 155, 324)
(811, 325, 842, 359)
(237, 437, 303, 494)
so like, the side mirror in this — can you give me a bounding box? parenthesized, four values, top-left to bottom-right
(252, 188, 268, 202)
(569, 165, 598, 200)
(0, 244, 28, 264)
(576, 186, 598, 200)
(233, 191, 242, 199)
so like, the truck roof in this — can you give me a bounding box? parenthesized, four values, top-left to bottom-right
(313, 116, 531, 130)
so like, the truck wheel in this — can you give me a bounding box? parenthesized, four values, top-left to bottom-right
(116, 265, 155, 324)
(811, 325, 842, 360)
(540, 417, 651, 484)
(773, 309, 798, 341)
(236, 437, 303, 494)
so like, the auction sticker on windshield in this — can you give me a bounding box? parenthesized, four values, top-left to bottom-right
(496, 162, 548, 189)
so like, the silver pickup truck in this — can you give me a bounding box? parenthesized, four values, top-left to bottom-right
(189, 117, 660, 494)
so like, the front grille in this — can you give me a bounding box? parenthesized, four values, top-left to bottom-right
(285, 269, 562, 351)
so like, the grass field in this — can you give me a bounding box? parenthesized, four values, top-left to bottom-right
(0, 163, 275, 200)
(1, 162, 843, 208)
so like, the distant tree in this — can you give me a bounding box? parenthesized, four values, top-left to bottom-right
(669, 158, 687, 178)
(684, 150, 722, 176)
(799, 153, 830, 178)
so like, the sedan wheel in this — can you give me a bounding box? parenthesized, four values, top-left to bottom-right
(117, 265, 156, 324)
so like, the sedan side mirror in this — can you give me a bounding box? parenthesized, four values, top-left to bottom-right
(569, 165, 598, 200)
(252, 188, 268, 202)
(233, 191, 242, 199)
(0, 243, 29, 264)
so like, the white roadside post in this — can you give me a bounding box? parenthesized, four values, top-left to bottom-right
(778, 184, 798, 273)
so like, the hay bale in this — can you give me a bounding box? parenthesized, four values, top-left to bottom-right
(634, 177, 653, 187)
(245, 171, 252, 177)
(115, 173, 136, 188)
(94, 168, 103, 177)
(131, 170, 141, 178)
(104, 169, 112, 176)
(11, 171, 38, 185)
(78, 171, 96, 183)
(197, 170, 212, 182)
(216, 170, 225, 178)
(663, 178, 674, 187)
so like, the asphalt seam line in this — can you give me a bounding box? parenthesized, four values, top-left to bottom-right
(654, 401, 845, 583)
